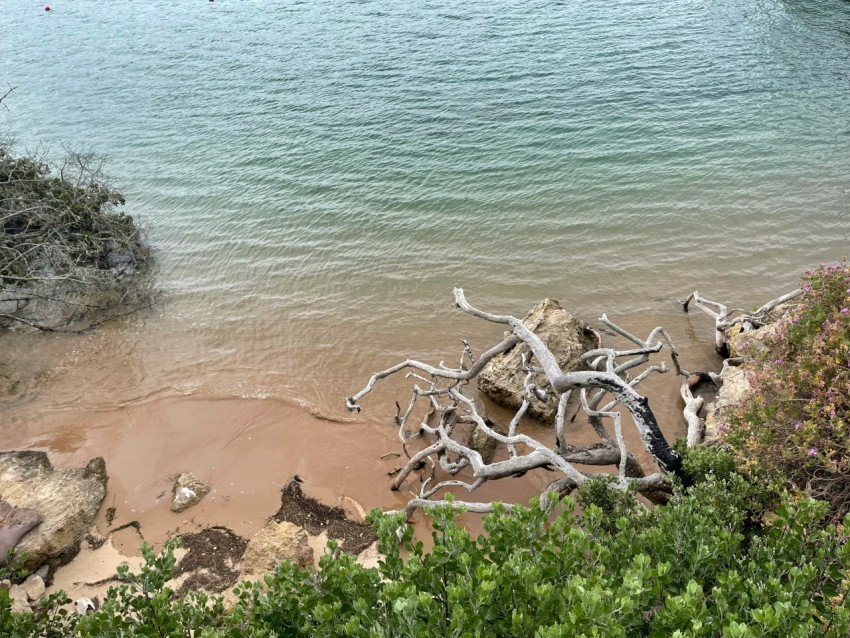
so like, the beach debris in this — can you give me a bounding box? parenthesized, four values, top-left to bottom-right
(274, 477, 375, 554)
(75, 597, 97, 615)
(174, 526, 247, 593)
(171, 473, 210, 513)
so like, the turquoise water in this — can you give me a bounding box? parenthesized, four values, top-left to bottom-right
(1, 0, 849, 411)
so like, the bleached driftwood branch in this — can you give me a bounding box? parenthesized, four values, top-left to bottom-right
(682, 289, 802, 355)
(347, 289, 697, 516)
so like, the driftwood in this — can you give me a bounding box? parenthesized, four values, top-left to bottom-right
(347, 289, 706, 517)
(349, 287, 806, 516)
(681, 289, 802, 356)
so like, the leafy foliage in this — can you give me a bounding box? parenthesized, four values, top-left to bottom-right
(727, 262, 850, 518)
(0, 470, 847, 637)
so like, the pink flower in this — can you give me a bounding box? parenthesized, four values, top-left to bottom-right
(795, 421, 803, 430)
(807, 448, 818, 456)
(842, 307, 849, 314)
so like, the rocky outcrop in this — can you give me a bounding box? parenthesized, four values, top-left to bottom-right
(704, 365, 753, 445)
(478, 298, 593, 423)
(0, 451, 108, 572)
(171, 472, 209, 513)
(240, 521, 313, 575)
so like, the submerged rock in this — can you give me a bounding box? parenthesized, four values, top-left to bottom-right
(171, 472, 210, 513)
(0, 452, 107, 573)
(478, 298, 593, 423)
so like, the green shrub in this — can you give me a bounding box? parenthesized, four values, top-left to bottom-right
(1, 475, 847, 637)
(727, 262, 850, 518)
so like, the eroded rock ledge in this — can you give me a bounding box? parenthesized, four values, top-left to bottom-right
(0, 451, 107, 574)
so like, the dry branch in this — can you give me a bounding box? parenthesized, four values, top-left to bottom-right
(0, 143, 154, 331)
(348, 289, 696, 516)
(682, 289, 802, 355)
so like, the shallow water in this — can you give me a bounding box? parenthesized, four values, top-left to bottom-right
(1, 0, 849, 527)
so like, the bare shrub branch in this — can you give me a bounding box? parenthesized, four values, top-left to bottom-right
(0, 143, 154, 330)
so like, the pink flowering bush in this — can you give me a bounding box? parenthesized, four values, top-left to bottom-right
(728, 262, 850, 518)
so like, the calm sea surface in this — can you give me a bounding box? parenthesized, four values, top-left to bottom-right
(1, 0, 849, 416)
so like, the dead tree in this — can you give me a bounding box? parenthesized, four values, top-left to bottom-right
(347, 289, 702, 517)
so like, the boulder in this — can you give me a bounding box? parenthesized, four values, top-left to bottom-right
(171, 473, 209, 513)
(703, 365, 752, 445)
(478, 298, 593, 422)
(0, 452, 107, 572)
(241, 521, 313, 575)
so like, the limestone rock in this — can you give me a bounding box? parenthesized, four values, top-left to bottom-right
(171, 473, 209, 513)
(727, 305, 799, 358)
(8, 584, 31, 614)
(478, 298, 592, 422)
(703, 365, 752, 445)
(241, 521, 313, 575)
(0, 452, 107, 572)
(20, 574, 45, 601)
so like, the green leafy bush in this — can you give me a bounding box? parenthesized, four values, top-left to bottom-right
(727, 262, 850, 517)
(1, 473, 847, 637)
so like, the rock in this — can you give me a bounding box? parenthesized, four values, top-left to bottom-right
(0, 579, 10, 592)
(20, 574, 45, 601)
(241, 521, 313, 575)
(8, 584, 31, 614)
(703, 365, 752, 445)
(467, 416, 506, 464)
(0, 452, 107, 573)
(727, 305, 799, 358)
(171, 473, 210, 513)
(478, 298, 593, 423)
(0, 500, 43, 565)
